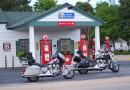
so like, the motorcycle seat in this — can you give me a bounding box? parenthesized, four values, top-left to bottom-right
(32, 63, 48, 67)
(84, 58, 97, 62)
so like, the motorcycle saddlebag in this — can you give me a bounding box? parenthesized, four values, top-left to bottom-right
(77, 60, 90, 68)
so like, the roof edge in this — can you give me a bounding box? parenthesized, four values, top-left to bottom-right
(0, 8, 8, 23)
(7, 2, 106, 28)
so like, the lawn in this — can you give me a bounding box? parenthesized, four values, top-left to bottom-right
(115, 52, 130, 55)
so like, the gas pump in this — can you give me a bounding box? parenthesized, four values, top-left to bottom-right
(41, 34, 51, 65)
(104, 36, 111, 51)
(78, 34, 89, 58)
(92, 38, 95, 59)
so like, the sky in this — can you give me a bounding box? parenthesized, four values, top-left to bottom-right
(30, 0, 119, 8)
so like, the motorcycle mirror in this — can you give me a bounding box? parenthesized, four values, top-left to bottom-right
(98, 50, 100, 52)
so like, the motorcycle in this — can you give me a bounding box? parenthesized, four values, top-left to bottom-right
(22, 52, 75, 82)
(73, 49, 120, 74)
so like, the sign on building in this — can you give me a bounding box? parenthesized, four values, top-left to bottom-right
(58, 13, 75, 19)
(3, 42, 11, 52)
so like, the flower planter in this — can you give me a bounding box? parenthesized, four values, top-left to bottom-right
(19, 57, 28, 64)
(64, 55, 71, 65)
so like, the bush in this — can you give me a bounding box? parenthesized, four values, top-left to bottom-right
(61, 51, 74, 56)
(68, 51, 73, 55)
(61, 51, 65, 54)
(128, 49, 130, 52)
(25, 51, 29, 57)
(115, 49, 119, 52)
(119, 49, 123, 52)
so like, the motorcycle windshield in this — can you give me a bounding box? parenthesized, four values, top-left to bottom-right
(108, 51, 113, 58)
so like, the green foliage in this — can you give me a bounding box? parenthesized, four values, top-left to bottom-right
(61, 51, 65, 54)
(75, 1, 95, 15)
(117, 0, 130, 41)
(128, 49, 130, 52)
(33, 0, 59, 12)
(24, 51, 29, 57)
(119, 49, 123, 52)
(61, 51, 73, 55)
(0, 0, 32, 11)
(17, 51, 24, 58)
(88, 1, 120, 54)
(115, 52, 130, 55)
(90, 2, 119, 43)
(68, 51, 74, 55)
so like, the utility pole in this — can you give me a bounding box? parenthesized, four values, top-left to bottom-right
(87, 0, 90, 43)
(88, 0, 90, 58)
(15, 0, 17, 11)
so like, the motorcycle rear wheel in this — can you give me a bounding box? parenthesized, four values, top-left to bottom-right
(78, 70, 88, 74)
(63, 69, 75, 79)
(27, 77, 39, 82)
(111, 62, 119, 72)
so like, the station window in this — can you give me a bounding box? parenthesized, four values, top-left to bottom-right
(57, 38, 74, 53)
(16, 39, 29, 55)
(61, 40, 70, 51)
(20, 40, 29, 53)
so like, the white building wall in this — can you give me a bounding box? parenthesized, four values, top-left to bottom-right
(115, 42, 121, 50)
(0, 24, 29, 68)
(0, 24, 80, 68)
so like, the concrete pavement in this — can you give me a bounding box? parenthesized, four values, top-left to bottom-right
(113, 55, 130, 60)
(0, 76, 130, 90)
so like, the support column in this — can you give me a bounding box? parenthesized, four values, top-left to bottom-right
(29, 26, 35, 59)
(95, 26, 100, 56)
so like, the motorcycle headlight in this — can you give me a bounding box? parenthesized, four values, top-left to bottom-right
(48, 65, 52, 69)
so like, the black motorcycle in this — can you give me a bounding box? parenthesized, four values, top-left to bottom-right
(73, 49, 120, 74)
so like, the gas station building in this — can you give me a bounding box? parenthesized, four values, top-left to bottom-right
(0, 3, 105, 68)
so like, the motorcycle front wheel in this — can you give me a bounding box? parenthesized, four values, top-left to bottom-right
(78, 69, 88, 74)
(27, 77, 39, 82)
(63, 69, 75, 79)
(111, 62, 119, 72)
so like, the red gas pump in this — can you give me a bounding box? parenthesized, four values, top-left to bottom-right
(104, 36, 111, 51)
(41, 34, 51, 65)
(92, 38, 95, 59)
(78, 34, 89, 58)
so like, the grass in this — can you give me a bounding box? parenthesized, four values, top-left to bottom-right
(115, 52, 130, 55)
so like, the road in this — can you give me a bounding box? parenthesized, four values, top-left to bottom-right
(0, 60, 130, 90)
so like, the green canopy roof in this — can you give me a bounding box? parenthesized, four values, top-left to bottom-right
(0, 8, 7, 23)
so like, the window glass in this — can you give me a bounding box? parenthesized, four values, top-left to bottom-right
(20, 40, 29, 53)
(61, 40, 70, 51)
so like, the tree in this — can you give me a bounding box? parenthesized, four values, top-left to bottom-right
(90, 2, 119, 54)
(33, 0, 59, 12)
(0, 0, 32, 11)
(75, 1, 95, 15)
(117, 0, 130, 48)
(75, 2, 95, 57)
